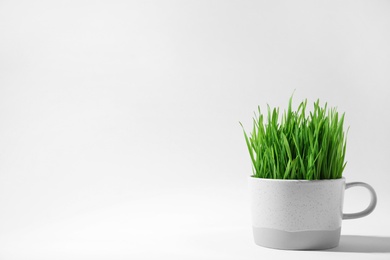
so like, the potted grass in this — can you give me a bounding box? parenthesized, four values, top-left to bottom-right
(240, 97, 377, 250)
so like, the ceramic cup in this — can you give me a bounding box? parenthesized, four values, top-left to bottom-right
(249, 177, 377, 250)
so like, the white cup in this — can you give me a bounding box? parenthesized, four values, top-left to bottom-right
(249, 177, 377, 250)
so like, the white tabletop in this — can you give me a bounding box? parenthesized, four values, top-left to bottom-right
(1, 184, 388, 260)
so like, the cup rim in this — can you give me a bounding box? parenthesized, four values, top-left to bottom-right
(248, 176, 345, 183)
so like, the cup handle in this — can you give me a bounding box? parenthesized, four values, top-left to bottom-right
(342, 182, 377, 220)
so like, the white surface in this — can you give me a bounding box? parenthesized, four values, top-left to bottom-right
(1, 0, 390, 259)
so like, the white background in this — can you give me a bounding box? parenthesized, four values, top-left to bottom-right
(1, 0, 390, 259)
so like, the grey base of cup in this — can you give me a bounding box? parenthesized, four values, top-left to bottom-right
(252, 226, 341, 250)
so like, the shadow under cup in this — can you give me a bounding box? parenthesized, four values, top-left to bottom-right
(249, 177, 377, 250)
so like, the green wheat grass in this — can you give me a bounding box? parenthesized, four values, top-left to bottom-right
(240, 97, 348, 180)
